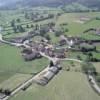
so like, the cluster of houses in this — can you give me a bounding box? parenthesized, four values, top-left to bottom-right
(59, 35, 84, 46)
(21, 40, 66, 61)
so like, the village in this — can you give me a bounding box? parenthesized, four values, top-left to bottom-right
(0, 4, 100, 100)
(0, 23, 100, 99)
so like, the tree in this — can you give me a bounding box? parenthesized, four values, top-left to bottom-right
(16, 18, 21, 23)
(13, 26, 18, 33)
(55, 30, 63, 37)
(48, 22, 55, 28)
(77, 55, 82, 60)
(11, 20, 15, 27)
(44, 34, 51, 40)
(4, 89, 11, 96)
(49, 61, 54, 67)
(25, 12, 29, 19)
(19, 25, 25, 32)
(26, 24, 30, 28)
(17, 25, 25, 32)
(64, 28, 69, 32)
(31, 24, 34, 28)
(82, 62, 96, 74)
(87, 52, 93, 60)
(0, 88, 3, 93)
(48, 14, 54, 18)
(35, 24, 39, 30)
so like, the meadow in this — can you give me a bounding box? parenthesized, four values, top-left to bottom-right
(11, 71, 100, 100)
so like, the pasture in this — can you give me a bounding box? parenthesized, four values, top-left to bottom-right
(11, 71, 100, 100)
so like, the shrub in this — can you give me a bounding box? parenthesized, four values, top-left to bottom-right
(82, 62, 96, 74)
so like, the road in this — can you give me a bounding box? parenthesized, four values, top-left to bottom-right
(88, 74, 100, 94)
(0, 34, 30, 48)
(40, 52, 83, 63)
(60, 58, 83, 63)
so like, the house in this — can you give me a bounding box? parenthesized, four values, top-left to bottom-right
(21, 48, 41, 61)
(21, 48, 32, 54)
(22, 52, 36, 61)
(54, 49, 66, 58)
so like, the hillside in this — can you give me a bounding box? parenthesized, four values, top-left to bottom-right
(0, 0, 100, 10)
(19, 0, 100, 9)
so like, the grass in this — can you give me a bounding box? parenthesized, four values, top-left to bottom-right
(1, 10, 100, 41)
(11, 71, 100, 100)
(0, 44, 49, 74)
(0, 74, 32, 91)
(56, 12, 100, 39)
(0, 44, 49, 91)
(93, 62, 100, 73)
(0, 72, 14, 83)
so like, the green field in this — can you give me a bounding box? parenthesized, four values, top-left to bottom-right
(0, 44, 49, 74)
(0, 74, 32, 91)
(11, 71, 100, 100)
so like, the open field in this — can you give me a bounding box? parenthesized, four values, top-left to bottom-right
(0, 44, 49, 74)
(0, 9, 100, 100)
(0, 72, 14, 83)
(0, 74, 32, 91)
(56, 12, 100, 38)
(1, 10, 100, 41)
(10, 71, 100, 100)
(93, 63, 100, 73)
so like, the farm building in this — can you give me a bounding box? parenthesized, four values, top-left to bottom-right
(48, 67, 59, 74)
(43, 71, 55, 81)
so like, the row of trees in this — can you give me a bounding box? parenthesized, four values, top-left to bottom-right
(82, 62, 96, 75)
(25, 12, 55, 22)
(0, 88, 11, 96)
(13, 25, 25, 33)
(11, 20, 25, 33)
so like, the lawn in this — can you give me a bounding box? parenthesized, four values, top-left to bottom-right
(11, 71, 100, 100)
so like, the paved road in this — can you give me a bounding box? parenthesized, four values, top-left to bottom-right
(0, 34, 30, 48)
(88, 74, 100, 94)
(60, 58, 83, 63)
